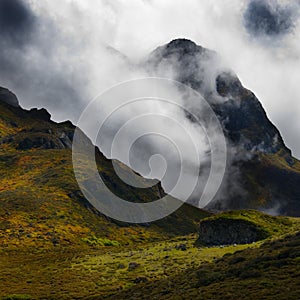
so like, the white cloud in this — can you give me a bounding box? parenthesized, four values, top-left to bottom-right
(16, 0, 299, 157)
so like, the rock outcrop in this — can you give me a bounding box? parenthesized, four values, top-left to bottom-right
(195, 217, 269, 246)
(0, 86, 20, 107)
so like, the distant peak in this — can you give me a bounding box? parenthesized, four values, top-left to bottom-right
(166, 38, 198, 49)
(147, 39, 206, 67)
(163, 38, 202, 55)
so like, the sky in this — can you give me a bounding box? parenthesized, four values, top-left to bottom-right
(0, 0, 300, 161)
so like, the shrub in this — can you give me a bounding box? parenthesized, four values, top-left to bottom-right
(195, 270, 224, 286)
(2, 295, 32, 300)
(239, 269, 261, 279)
(229, 256, 246, 265)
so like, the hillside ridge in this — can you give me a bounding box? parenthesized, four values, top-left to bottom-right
(0, 92, 210, 250)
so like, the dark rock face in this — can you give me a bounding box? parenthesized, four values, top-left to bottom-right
(15, 129, 74, 151)
(214, 91, 286, 154)
(17, 136, 61, 150)
(148, 39, 289, 155)
(0, 87, 19, 107)
(216, 72, 244, 98)
(196, 218, 269, 246)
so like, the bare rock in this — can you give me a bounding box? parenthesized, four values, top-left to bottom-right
(0, 87, 20, 107)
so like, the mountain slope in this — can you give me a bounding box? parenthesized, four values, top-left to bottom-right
(1, 209, 298, 299)
(0, 90, 210, 250)
(0, 78, 299, 299)
(147, 39, 300, 216)
(105, 230, 300, 300)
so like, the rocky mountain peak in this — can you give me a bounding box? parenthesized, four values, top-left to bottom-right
(147, 39, 217, 93)
(147, 39, 290, 156)
(146, 39, 300, 215)
(164, 38, 200, 54)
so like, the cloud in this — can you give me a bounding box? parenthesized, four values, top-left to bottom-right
(0, 0, 36, 46)
(6, 0, 299, 160)
(244, 0, 296, 37)
(0, 0, 138, 121)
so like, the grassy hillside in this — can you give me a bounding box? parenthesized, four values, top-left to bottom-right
(103, 231, 300, 300)
(0, 211, 299, 299)
(1, 91, 300, 300)
(0, 234, 252, 299)
(199, 210, 299, 237)
(0, 99, 210, 251)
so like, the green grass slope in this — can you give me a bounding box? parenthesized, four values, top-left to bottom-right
(0, 98, 209, 251)
(0, 210, 298, 299)
(1, 90, 300, 300)
(104, 231, 300, 300)
(0, 234, 253, 300)
(195, 210, 299, 246)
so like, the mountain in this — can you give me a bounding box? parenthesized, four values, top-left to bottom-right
(0, 40, 300, 300)
(146, 38, 300, 216)
(0, 88, 210, 250)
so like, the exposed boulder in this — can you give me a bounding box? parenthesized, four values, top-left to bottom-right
(195, 216, 269, 246)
